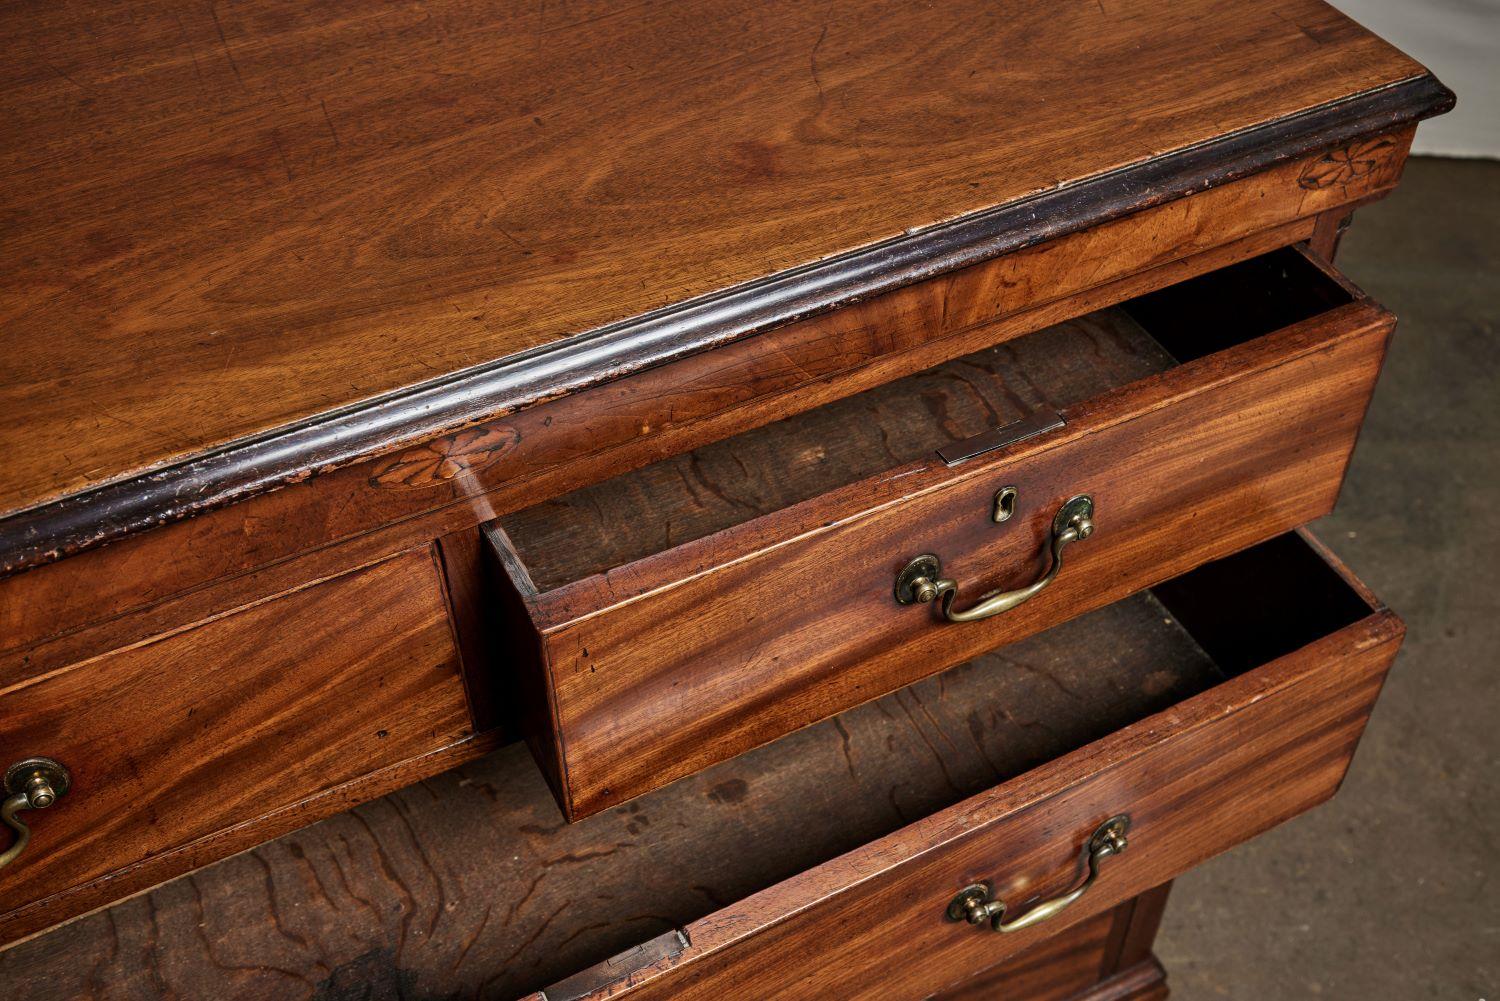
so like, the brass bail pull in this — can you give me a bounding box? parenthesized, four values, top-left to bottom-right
(1, 757, 71, 871)
(946, 815, 1130, 934)
(896, 494, 1095, 622)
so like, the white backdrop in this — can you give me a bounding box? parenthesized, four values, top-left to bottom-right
(1334, 0, 1500, 157)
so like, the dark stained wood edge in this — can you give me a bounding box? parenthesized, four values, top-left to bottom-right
(0, 73, 1452, 577)
(0, 214, 1328, 667)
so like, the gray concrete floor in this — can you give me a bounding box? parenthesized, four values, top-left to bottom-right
(1157, 157, 1499, 998)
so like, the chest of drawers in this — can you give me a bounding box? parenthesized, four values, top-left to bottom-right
(0, 1, 1451, 996)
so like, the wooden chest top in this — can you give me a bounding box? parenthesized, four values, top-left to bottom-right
(0, 0, 1446, 568)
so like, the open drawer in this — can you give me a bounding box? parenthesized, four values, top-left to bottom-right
(510, 532, 1401, 1000)
(485, 246, 1395, 819)
(0, 532, 1399, 998)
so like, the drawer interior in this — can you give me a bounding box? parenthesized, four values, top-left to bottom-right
(497, 248, 1353, 592)
(477, 533, 1374, 997)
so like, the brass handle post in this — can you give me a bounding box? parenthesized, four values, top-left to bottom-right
(946, 815, 1130, 934)
(896, 494, 1095, 622)
(1, 758, 71, 871)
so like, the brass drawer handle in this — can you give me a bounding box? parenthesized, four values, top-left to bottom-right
(946, 815, 1130, 934)
(1, 758, 71, 871)
(896, 494, 1095, 621)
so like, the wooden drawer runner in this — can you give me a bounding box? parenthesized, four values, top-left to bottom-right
(0, 548, 472, 944)
(485, 247, 1395, 818)
(518, 532, 1400, 1000)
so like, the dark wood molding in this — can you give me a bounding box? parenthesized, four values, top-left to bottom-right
(0, 73, 1452, 578)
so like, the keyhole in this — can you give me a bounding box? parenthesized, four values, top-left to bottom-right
(993, 486, 1018, 523)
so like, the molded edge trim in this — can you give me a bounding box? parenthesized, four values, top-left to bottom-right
(0, 73, 1454, 576)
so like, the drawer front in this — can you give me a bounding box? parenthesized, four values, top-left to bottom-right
(543, 898, 1148, 1001)
(490, 259, 1395, 819)
(0, 548, 471, 942)
(522, 538, 1402, 1000)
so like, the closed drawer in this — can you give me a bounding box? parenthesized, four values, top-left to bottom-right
(485, 246, 1395, 819)
(518, 532, 1400, 1000)
(0, 548, 472, 944)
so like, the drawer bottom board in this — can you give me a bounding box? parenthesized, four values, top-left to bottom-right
(0, 589, 1223, 999)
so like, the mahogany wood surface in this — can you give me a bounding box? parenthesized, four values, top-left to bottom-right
(0, 208, 1397, 947)
(1068, 960, 1171, 1001)
(0, 534, 1388, 1000)
(0, 0, 1448, 570)
(510, 534, 1401, 1000)
(503, 307, 1172, 590)
(937, 948, 1169, 1001)
(489, 250, 1394, 817)
(0, 591, 1217, 998)
(1109, 881, 1174, 975)
(0, 548, 473, 946)
(2, 140, 1390, 655)
(928, 906, 1121, 1001)
(930, 882, 1172, 1001)
(0, 3, 1451, 988)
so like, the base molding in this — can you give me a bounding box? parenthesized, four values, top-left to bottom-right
(1070, 958, 1170, 1001)
(933, 885, 1173, 1001)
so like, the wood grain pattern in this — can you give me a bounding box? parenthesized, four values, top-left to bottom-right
(503, 308, 1173, 590)
(1070, 960, 1171, 1001)
(0, 125, 1417, 585)
(0, 591, 1219, 997)
(0, 4, 1442, 982)
(0, 534, 1386, 999)
(0, 549, 473, 946)
(937, 949, 1169, 1001)
(0, 245, 1390, 948)
(490, 250, 1395, 818)
(509, 535, 1401, 1000)
(0, 181, 1356, 654)
(929, 907, 1120, 1001)
(0, 0, 1447, 567)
